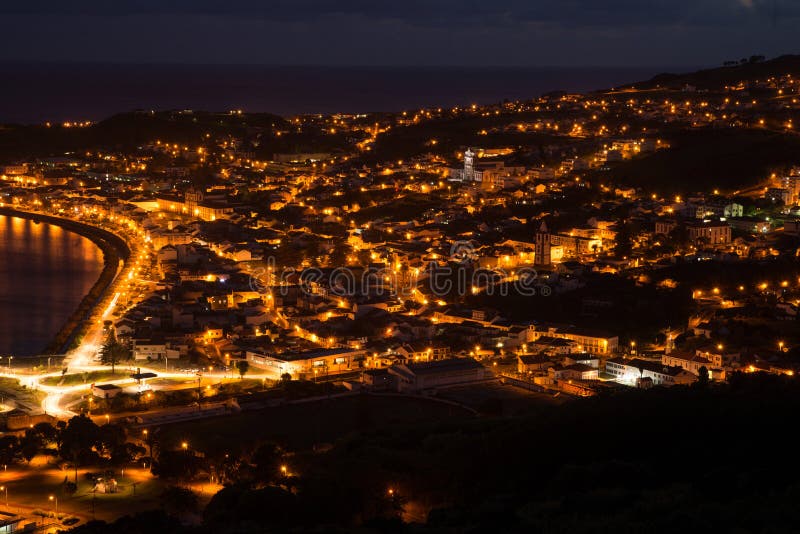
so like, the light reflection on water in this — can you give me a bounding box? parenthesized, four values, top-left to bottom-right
(0, 215, 104, 356)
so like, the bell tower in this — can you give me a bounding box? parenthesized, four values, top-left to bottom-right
(464, 148, 476, 182)
(534, 221, 551, 266)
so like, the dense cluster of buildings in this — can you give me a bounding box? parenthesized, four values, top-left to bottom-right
(2, 72, 799, 400)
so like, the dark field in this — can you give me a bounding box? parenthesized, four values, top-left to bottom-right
(158, 393, 475, 453)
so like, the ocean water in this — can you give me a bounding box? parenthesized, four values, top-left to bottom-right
(0, 215, 104, 356)
(0, 63, 681, 124)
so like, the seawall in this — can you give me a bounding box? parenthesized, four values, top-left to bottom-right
(0, 206, 131, 354)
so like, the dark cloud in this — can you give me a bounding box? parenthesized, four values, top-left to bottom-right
(0, 0, 796, 66)
(2, 0, 797, 27)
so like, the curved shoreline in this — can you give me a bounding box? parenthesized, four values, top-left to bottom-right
(0, 206, 132, 355)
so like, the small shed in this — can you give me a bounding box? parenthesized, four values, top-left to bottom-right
(91, 384, 122, 399)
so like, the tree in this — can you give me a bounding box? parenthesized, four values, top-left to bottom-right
(251, 442, 284, 483)
(668, 223, 690, 250)
(237, 360, 249, 379)
(19, 430, 42, 463)
(614, 219, 634, 258)
(98, 423, 127, 459)
(59, 415, 101, 483)
(0, 436, 21, 467)
(99, 330, 130, 373)
(153, 449, 204, 481)
(698, 366, 710, 388)
(111, 442, 146, 466)
(32, 422, 58, 445)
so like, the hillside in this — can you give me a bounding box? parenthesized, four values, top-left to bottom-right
(595, 128, 800, 195)
(624, 54, 800, 90)
(0, 110, 289, 159)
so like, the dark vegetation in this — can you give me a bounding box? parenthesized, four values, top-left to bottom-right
(0, 111, 257, 157)
(0, 110, 348, 160)
(157, 394, 472, 453)
(65, 373, 800, 532)
(354, 192, 444, 224)
(0, 416, 144, 480)
(367, 112, 572, 162)
(469, 273, 693, 343)
(596, 128, 800, 195)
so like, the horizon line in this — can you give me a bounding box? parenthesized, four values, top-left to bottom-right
(0, 59, 703, 70)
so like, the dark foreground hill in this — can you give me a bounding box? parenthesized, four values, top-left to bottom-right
(71, 372, 800, 533)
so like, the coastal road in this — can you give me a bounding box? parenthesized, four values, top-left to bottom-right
(0, 210, 286, 420)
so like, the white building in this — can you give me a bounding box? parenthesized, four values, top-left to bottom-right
(605, 357, 695, 386)
(449, 148, 483, 182)
(246, 347, 366, 379)
(132, 340, 170, 361)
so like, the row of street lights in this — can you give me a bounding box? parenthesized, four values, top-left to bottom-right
(0, 485, 58, 518)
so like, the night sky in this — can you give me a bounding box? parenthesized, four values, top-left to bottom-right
(0, 0, 797, 66)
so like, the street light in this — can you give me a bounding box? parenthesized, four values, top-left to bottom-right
(181, 441, 188, 451)
(0, 485, 7, 508)
(49, 494, 58, 517)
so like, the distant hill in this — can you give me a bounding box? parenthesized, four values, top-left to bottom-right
(623, 54, 800, 90)
(0, 110, 290, 160)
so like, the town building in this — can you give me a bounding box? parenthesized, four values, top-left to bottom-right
(685, 220, 732, 244)
(605, 357, 696, 386)
(389, 358, 487, 392)
(246, 347, 366, 379)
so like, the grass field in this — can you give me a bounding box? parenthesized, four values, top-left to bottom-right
(0, 377, 47, 410)
(145, 377, 198, 388)
(1, 459, 215, 525)
(437, 382, 565, 416)
(158, 394, 474, 453)
(39, 371, 131, 387)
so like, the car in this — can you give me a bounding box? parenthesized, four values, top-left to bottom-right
(62, 517, 81, 526)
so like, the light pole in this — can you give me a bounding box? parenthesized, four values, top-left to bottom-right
(0, 485, 7, 508)
(49, 494, 58, 517)
(7, 356, 12, 370)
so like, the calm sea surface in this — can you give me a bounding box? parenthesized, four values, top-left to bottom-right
(0, 63, 692, 124)
(0, 215, 104, 356)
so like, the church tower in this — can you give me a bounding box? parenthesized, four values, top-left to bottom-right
(534, 221, 551, 266)
(185, 187, 204, 212)
(464, 148, 476, 182)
